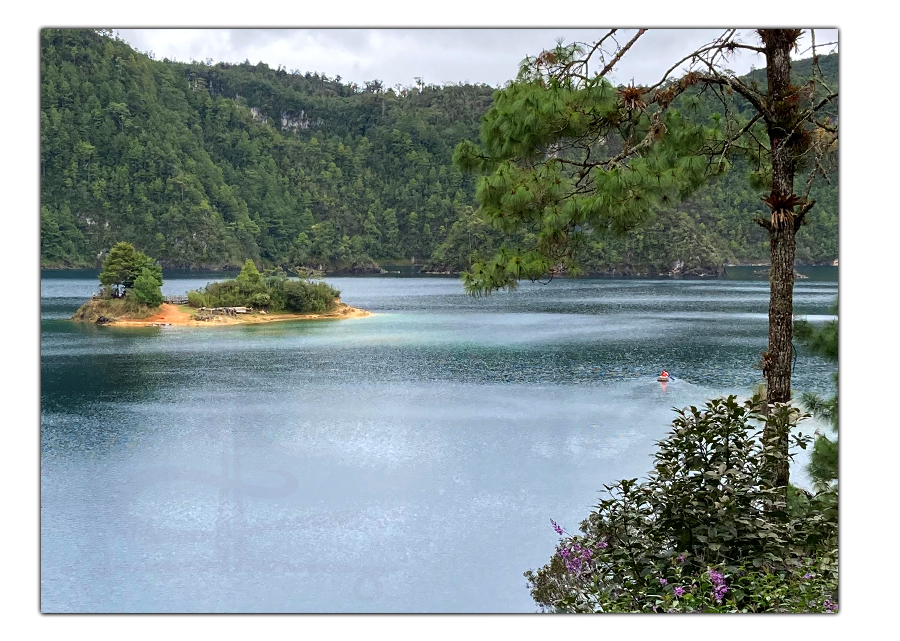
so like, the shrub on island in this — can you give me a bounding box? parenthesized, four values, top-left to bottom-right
(186, 263, 340, 314)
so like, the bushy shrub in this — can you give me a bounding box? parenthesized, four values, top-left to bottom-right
(250, 292, 271, 308)
(187, 290, 206, 308)
(186, 275, 339, 314)
(526, 396, 838, 613)
(130, 267, 163, 307)
(282, 280, 339, 313)
(193, 280, 246, 307)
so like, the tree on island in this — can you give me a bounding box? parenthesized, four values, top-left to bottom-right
(454, 28, 838, 487)
(131, 268, 164, 307)
(99, 241, 163, 300)
(236, 258, 262, 286)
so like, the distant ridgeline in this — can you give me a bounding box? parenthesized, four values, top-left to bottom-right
(41, 29, 838, 274)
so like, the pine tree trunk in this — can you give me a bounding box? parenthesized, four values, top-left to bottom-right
(767, 225, 795, 487)
(761, 29, 800, 488)
(768, 226, 795, 405)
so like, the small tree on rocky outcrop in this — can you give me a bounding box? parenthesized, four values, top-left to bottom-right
(99, 241, 163, 298)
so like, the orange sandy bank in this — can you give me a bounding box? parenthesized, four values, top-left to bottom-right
(109, 302, 370, 327)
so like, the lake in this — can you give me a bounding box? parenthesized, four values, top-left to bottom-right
(40, 267, 838, 612)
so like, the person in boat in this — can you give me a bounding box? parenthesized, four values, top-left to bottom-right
(660, 369, 669, 379)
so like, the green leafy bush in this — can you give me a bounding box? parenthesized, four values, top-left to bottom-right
(195, 279, 266, 308)
(281, 280, 338, 313)
(525, 396, 838, 613)
(186, 275, 339, 314)
(250, 292, 271, 309)
(130, 268, 164, 307)
(187, 290, 206, 308)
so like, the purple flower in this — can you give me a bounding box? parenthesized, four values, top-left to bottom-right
(714, 584, 729, 602)
(674, 586, 685, 597)
(550, 519, 564, 536)
(559, 543, 594, 573)
(709, 569, 729, 603)
(677, 554, 685, 564)
(659, 578, 668, 586)
(803, 572, 813, 579)
(823, 599, 838, 613)
(596, 540, 609, 549)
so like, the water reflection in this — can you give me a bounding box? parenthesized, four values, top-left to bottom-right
(40, 271, 838, 612)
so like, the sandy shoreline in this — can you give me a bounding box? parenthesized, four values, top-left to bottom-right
(101, 302, 371, 327)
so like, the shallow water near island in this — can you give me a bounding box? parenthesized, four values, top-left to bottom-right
(40, 267, 838, 612)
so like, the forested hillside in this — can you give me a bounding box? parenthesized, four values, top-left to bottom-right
(40, 29, 837, 272)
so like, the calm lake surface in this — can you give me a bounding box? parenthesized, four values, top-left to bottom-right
(40, 267, 838, 612)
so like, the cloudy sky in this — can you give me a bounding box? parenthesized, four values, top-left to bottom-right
(114, 28, 839, 89)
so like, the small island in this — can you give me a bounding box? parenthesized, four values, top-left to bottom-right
(72, 243, 369, 327)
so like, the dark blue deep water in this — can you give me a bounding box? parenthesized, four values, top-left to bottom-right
(40, 268, 838, 612)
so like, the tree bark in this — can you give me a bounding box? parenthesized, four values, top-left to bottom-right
(760, 29, 800, 488)
(767, 225, 795, 487)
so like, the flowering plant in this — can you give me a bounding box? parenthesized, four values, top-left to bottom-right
(526, 396, 838, 613)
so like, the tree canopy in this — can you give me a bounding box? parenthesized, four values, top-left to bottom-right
(236, 258, 262, 285)
(454, 29, 838, 486)
(131, 268, 164, 307)
(454, 30, 837, 293)
(98, 241, 163, 296)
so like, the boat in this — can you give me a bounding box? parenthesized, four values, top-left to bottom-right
(657, 376, 670, 382)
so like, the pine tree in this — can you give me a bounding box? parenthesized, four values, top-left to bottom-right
(794, 298, 838, 490)
(236, 258, 262, 285)
(131, 268, 164, 307)
(454, 29, 838, 486)
(98, 241, 163, 297)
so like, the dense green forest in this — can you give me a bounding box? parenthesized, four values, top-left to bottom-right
(40, 29, 837, 273)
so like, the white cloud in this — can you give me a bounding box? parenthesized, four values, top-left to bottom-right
(114, 28, 838, 89)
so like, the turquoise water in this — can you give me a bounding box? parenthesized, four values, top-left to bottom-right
(40, 269, 838, 612)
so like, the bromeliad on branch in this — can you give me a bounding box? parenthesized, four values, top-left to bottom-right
(760, 193, 806, 231)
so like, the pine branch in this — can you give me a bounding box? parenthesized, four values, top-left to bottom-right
(598, 30, 647, 78)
